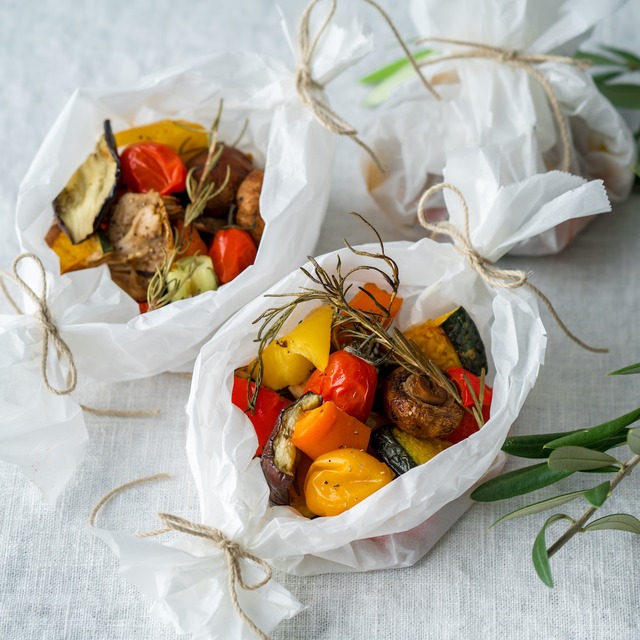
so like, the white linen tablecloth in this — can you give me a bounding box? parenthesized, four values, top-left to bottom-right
(1, 1, 638, 639)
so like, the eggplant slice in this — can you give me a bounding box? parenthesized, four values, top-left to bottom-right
(53, 120, 120, 245)
(261, 392, 323, 506)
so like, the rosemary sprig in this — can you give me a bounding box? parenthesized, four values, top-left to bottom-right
(247, 213, 462, 411)
(146, 101, 231, 311)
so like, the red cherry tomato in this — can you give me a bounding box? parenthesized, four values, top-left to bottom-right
(443, 413, 480, 444)
(209, 228, 257, 284)
(120, 142, 187, 195)
(232, 377, 291, 456)
(303, 350, 377, 423)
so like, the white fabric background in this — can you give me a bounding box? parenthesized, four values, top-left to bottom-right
(1, 1, 639, 639)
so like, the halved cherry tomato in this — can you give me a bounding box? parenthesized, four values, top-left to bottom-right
(209, 228, 257, 284)
(120, 141, 187, 196)
(303, 350, 377, 423)
(231, 377, 291, 456)
(138, 301, 149, 314)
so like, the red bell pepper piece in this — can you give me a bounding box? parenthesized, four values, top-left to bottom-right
(232, 377, 291, 456)
(444, 368, 493, 444)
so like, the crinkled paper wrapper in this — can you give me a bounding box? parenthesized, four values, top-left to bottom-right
(1, 11, 372, 499)
(361, 0, 636, 255)
(94, 151, 611, 639)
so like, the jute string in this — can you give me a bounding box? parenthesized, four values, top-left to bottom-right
(1, 252, 161, 415)
(413, 37, 591, 173)
(417, 183, 607, 353)
(89, 473, 273, 640)
(295, 0, 437, 173)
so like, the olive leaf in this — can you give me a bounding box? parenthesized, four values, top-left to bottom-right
(609, 362, 640, 376)
(470, 463, 573, 502)
(532, 514, 574, 588)
(502, 432, 627, 459)
(583, 481, 611, 508)
(491, 489, 595, 527)
(544, 407, 640, 450)
(575, 50, 622, 66)
(600, 45, 640, 68)
(596, 84, 640, 110)
(583, 513, 640, 534)
(547, 446, 620, 472)
(627, 428, 640, 455)
(360, 49, 434, 85)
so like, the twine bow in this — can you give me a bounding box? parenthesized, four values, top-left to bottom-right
(414, 37, 592, 173)
(89, 473, 274, 640)
(295, 0, 437, 173)
(417, 182, 607, 354)
(0, 253, 77, 394)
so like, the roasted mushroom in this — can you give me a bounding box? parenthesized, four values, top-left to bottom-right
(53, 120, 120, 244)
(235, 169, 265, 244)
(105, 191, 174, 301)
(261, 392, 323, 506)
(381, 366, 464, 439)
(186, 145, 253, 218)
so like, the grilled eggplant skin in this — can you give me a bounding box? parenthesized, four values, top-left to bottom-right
(370, 425, 415, 476)
(53, 120, 121, 245)
(260, 392, 323, 506)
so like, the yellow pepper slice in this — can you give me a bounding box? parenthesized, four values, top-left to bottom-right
(304, 448, 394, 517)
(45, 224, 104, 274)
(403, 318, 461, 371)
(261, 305, 333, 390)
(114, 119, 209, 161)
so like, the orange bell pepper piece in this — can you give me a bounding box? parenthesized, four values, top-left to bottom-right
(348, 282, 403, 328)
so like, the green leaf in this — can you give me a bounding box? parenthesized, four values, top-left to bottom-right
(545, 408, 640, 450)
(575, 50, 623, 67)
(593, 70, 624, 84)
(360, 49, 435, 85)
(582, 465, 621, 474)
(609, 362, 640, 376)
(502, 432, 627, 459)
(601, 45, 640, 69)
(532, 514, 574, 588)
(596, 83, 640, 110)
(634, 163, 640, 178)
(583, 481, 611, 507)
(492, 489, 593, 527)
(583, 513, 640, 534)
(547, 446, 619, 471)
(471, 463, 573, 502)
(628, 428, 640, 455)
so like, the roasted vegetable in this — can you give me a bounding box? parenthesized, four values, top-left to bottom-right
(370, 425, 416, 476)
(165, 255, 218, 302)
(403, 321, 461, 371)
(106, 191, 174, 301)
(381, 366, 465, 438)
(261, 305, 333, 390)
(45, 223, 106, 274)
(235, 169, 265, 244)
(291, 400, 371, 460)
(304, 448, 394, 517)
(187, 145, 253, 217)
(260, 392, 323, 505)
(231, 377, 291, 456)
(209, 227, 257, 284)
(120, 141, 187, 196)
(391, 427, 451, 465)
(303, 350, 377, 423)
(440, 307, 488, 376)
(348, 282, 403, 328)
(53, 120, 120, 244)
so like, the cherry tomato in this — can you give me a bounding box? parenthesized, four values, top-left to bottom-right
(120, 141, 187, 196)
(231, 377, 291, 456)
(303, 350, 377, 423)
(175, 220, 208, 258)
(209, 228, 257, 284)
(443, 413, 480, 444)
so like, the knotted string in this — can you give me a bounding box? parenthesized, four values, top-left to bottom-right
(89, 473, 273, 640)
(1, 253, 77, 394)
(417, 183, 607, 353)
(295, 0, 438, 173)
(1, 252, 161, 415)
(414, 37, 591, 173)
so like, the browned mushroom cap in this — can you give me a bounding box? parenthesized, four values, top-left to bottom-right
(381, 366, 464, 439)
(105, 191, 175, 301)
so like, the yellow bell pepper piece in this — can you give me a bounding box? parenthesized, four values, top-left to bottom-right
(114, 120, 209, 160)
(403, 319, 461, 371)
(45, 224, 104, 274)
(304, 448, 394, 517)
(260, 305, 333, 390)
